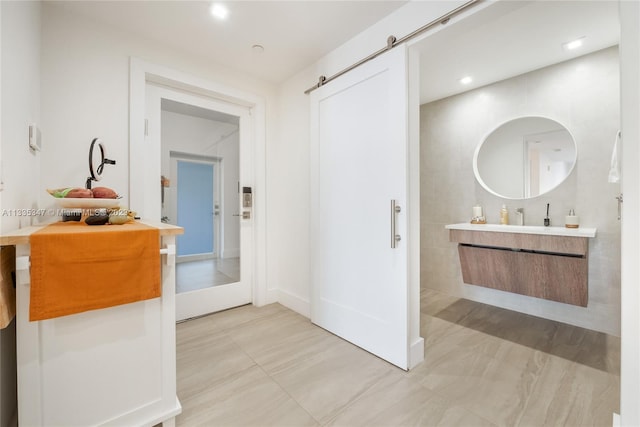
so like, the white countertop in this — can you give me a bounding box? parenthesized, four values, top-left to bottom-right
(445, 223, 597, 238)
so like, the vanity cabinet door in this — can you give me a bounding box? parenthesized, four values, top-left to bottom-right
(458, 245, 588, 307)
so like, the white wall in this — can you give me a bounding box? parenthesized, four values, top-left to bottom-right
(270, 68, 313, 314)
(160, 110, 239, 258)
(39, 3, 279, 300)
(1, 2, 41, 233)
(0, 2, 41, 425)
(421, 47, 621, 335)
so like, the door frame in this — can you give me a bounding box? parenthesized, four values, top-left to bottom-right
(406, 1, 640, 422)
(146, 84, 252, 320)
(619, 1, 640, 424)
(129, 58, 269, 307)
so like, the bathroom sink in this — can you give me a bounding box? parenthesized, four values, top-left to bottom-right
(445, 223, 597, 238)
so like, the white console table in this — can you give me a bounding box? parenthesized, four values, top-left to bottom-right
(0, 221, 183, 427)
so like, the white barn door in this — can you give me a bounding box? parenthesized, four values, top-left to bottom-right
(310, 47, 409, 369)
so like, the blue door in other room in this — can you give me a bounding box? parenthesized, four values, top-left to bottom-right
(177, 160, 214, 256)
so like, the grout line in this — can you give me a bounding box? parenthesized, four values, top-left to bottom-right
(253, 359, 321, 426)
(224, 315, 323, 425)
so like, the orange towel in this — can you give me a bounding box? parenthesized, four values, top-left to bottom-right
(30, 221, 160, 321)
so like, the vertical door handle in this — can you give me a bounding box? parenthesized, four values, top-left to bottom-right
(616, 193, 623, 220)
(391, 200, 401, 248)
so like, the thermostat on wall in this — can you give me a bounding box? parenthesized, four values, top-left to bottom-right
(28, 124, 41, 151)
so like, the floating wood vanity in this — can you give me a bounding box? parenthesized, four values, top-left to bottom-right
(446, 223, 597, 307)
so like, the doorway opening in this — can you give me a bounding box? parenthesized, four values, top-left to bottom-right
(413, 0, 620, 335)
(410, 0, 621, 424)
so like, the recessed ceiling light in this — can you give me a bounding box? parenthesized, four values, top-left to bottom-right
(459, 76, 472, 85)
(252, 44, 265, 54)
(562, 37, 585, 51)
(210, 3, 228, 20)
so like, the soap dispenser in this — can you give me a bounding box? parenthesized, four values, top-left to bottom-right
(565, 209, 579, 228)
(500, 204, 509, 225)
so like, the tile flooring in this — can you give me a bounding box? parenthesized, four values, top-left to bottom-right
(175, 288, 620, 426)
(176, 257, 240, 293)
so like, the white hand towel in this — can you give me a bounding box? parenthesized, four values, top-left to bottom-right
(608, 130, 621, 183)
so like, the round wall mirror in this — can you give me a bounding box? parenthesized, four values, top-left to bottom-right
(473, 116, 577, 199)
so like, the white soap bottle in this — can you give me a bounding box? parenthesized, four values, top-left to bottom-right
(565, 209, 579, 228)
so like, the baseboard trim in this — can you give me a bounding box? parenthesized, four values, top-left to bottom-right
(277, 289, 310, 318)
(176, 253, 214, 263)
(264, 287, 279, 305)
(408, 337, 425, 370)
(99, 396, 181, 427)
(221, 248, 240, 259)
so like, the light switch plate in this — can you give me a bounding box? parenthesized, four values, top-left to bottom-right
(28, 124, 41, 151)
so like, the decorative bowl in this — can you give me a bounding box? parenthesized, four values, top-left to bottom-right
(54, 197, 122, 209)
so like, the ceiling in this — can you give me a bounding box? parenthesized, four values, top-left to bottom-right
(48, 0, 408, 84)
(416, 1, 620, 104)
(48, 1, 620, 103)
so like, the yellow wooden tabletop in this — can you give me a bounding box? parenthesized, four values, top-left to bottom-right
(0, 220, 183, 246)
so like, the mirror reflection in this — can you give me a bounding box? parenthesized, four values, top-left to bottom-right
(160, 99, 241, 293)
(473, 116, 576, 199)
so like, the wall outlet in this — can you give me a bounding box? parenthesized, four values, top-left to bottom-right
(29, 124, 41, 151)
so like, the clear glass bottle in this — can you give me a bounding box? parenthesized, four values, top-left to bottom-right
(500, 204, 509, 225)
